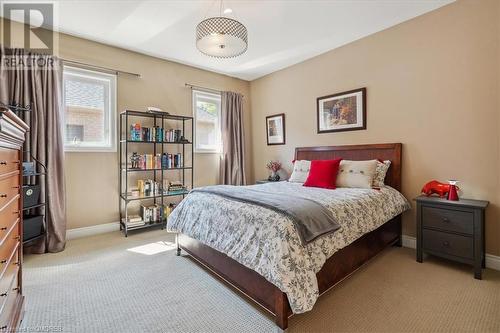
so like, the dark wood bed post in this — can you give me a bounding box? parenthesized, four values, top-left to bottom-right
(275, 291, 289, 329)
(176, 143, 403, 330)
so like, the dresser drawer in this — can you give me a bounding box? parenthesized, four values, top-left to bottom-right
(0, 248, 18, 315)
(0, 274, 19, 332)
(423, 229, 473, 259)
(0, 173, 19, 210)
(0, 200, 19, 244)
(0, 247, 18, 293)
(422, 206, 473, 235)
(0, 224, 19, 270)
(0, 149, 19, 176)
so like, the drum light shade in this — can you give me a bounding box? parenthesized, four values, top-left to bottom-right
(196, 17, 248, 58)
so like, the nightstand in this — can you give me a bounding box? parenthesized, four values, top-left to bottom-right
(415, 196, 488, 279)
(255, 180, 285, 184)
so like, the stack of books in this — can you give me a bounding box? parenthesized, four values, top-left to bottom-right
(168, 181, 186, 193)
(121, 215, 145, 228)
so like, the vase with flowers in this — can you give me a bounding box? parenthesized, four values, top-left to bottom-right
(266, 161, 282, 181)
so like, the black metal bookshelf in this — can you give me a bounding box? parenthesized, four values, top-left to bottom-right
(118, 110, 194, 237)
(6, 103, 48, 245)
(22, 156, 47, 244)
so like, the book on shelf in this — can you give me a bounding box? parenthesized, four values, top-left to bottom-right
(140, 203, 175, 223)
(130, 152, 182, 170)
(167, 180, 187, 193)
(121, 215, 145, 227)
(121, 215, 143, 223)
(129, 123, 183, 143)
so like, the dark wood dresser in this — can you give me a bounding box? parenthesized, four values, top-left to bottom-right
(415, 196, 489, 279)
(0, 109, 28, 330)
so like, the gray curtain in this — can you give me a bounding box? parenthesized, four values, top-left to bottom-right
(220, 91, 246, 185)
(0, 47, 66, 253)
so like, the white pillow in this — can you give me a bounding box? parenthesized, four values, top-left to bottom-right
(288, 160, 311, 183)
(373, 160, 391, 188)
(336, 160, 378, 189)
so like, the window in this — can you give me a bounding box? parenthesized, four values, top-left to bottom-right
(63, 66, 116, 152)
(193, 90, 222, 153)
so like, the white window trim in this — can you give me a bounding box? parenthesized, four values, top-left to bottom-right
(63, 65, 117, 153)
(192, 89, 222, 154)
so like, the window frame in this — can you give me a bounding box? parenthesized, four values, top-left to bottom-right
(192, 89, 222, 154)
(63, 65, 117, 153)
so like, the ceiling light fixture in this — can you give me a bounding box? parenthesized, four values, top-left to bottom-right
(196, 1, 248, 58)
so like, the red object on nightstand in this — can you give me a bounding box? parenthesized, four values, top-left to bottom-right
(421, 180, 460, 200)
(447, 180, 459, 201)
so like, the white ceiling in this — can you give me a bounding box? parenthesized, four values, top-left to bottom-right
(8, 0, 454, 81)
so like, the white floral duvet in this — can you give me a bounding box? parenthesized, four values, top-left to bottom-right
(167, 182, 410, 313)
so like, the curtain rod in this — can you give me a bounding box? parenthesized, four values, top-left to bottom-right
(62, 58, 141, 78)
(185, 83, 244, 97)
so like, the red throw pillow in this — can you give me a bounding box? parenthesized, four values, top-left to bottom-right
(303, 159, 342, 189)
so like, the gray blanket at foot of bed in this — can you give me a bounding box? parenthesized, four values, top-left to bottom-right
(191, 185, 340, 245)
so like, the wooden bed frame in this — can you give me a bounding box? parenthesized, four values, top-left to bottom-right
(176, 143, 402, 330)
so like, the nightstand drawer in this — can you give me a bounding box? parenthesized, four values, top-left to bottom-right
(423, 229, 473, 259)
(422, 206, 473, 235)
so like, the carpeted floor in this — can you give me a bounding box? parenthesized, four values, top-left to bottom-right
(21, 230, 500, 333)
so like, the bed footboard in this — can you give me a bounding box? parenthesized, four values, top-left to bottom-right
(175, 215, 401, 330)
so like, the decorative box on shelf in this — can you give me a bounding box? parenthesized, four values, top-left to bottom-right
(415, 195, 489, 279)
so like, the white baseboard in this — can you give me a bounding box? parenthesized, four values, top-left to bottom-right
(402, 235, 416, 249)
(66, 222, 120, 240)
(401, 235, 500, 271)
(485, 254, 500, 271)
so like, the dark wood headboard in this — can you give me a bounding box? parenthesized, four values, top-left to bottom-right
(295, 143, 402, 191)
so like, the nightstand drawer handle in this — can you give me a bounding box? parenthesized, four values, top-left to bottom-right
(0, 161, 6, 165)
(0, 260, 6, 264)
(442, 217, 450, 223)
(0, 194, 6, 198)
(443, 241, 450, 247)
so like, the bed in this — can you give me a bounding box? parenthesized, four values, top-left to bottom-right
(167, 143, 409, 329)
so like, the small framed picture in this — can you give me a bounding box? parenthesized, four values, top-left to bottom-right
(317, 87, 366, 133)
(266, 113, 285, 145)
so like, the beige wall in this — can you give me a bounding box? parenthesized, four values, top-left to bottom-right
(58, 35, 251, 230)
(1, 19, 251, 230)
(250, 0, 500, 256)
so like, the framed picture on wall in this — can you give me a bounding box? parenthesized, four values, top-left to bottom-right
(266, 113, 285, 145)
(317, 87, 366, 133)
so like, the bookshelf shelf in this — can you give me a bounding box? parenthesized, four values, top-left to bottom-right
(119, 110, 194, 237)
(121, 167, 193, 172)
(119, 140, 192, 144)
(119, 220, 166, 231)
(23, 202, 46, 211)
(120, 190, 190, 202)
